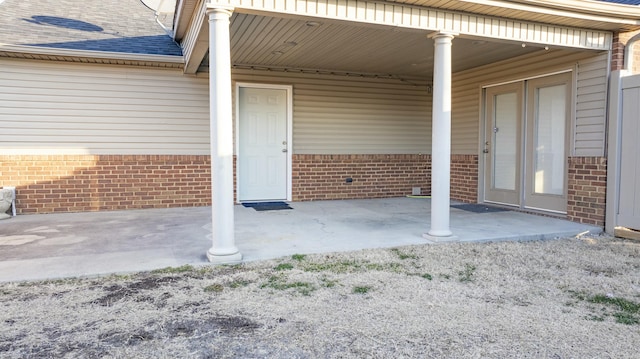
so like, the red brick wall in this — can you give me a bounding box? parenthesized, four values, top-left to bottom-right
(2, 153, 482, 214)
(291, 154, 478, 203)
(292, 154, 431, 201)
(0, 155, 212, 214)
(612, 30, 640, 72)
(567, 157, 607, 226)
(612, 32, 626, 71)
(451, 155, 478, 203)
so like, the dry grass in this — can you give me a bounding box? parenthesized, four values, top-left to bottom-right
(1, 234, 639, 358)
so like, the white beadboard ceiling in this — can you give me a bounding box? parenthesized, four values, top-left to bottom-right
(227, 13, 546, 81)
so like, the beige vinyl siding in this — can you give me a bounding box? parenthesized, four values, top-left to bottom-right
(0, 58, 210, 155)
(451, 49, 609, 155)
(575, 53, 609, 156)
(233, 69, 431, 154)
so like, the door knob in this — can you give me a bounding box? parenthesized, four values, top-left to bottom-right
(282, 149, 288, 153)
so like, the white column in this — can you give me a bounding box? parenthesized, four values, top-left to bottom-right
(206, 7, 242, 263)
(424, 32, 457, 241)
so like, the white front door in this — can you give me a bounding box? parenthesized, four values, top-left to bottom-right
(238, 86, 289, 201)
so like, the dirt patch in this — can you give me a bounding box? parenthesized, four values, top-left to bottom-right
(0, 234, 639, 358)
(92, 275, 181, 306)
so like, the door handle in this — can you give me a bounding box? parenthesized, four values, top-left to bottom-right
(282, 149, 288, 153)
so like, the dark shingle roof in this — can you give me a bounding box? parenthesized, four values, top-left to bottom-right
(0, 0, 182, 56)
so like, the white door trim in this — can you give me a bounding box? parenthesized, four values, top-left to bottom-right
(235, 82, 293, 202)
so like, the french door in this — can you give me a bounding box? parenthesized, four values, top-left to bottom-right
(483, 72, 571, 213)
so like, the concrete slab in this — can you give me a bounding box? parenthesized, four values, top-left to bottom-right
(0, 197, 601, 282)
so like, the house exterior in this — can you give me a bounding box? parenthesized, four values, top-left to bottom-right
(1, 0, 639, 261)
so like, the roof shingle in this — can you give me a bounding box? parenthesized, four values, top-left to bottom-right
(0, 0, 182, 56)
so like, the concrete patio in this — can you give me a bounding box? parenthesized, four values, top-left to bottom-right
(0, 197, 601, 282)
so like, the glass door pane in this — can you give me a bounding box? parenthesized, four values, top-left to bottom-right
(525, 73, 571, 213)
(533, 85, 566, 196)
(493, 92, 518, 191)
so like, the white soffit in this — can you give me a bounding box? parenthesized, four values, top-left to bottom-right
(207, 0, 613, 51)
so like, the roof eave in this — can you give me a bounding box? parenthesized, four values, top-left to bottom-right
(0, 43, 185, 67)
(173, 0, 198, 42)
(512, 0, 640, 19)
(448, 0, 640, 31)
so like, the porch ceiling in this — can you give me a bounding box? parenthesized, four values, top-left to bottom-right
(225, 13, 543, 80)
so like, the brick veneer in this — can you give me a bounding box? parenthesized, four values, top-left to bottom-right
(612, 30, 640, 72)
(292, 154, 431, 201)
(567, 157, 607, 226)
(291, 154, 478, 203)
(0, 155, 212, 214)
(451, 155, 478, 203)
(3, 153, 600, 226)
(1, 153, 482, 214)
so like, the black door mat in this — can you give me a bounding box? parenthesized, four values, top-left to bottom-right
(450, 203, 511, 213)
(242, 201, 293, 211)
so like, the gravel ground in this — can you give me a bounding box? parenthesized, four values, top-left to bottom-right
(1, 234, 639, 358)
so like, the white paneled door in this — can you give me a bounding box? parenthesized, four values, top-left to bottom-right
(238, 86, 289, 201)
(483, 72, 571, 213)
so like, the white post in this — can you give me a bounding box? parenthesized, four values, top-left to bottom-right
(424, 32, 457, 241)
(206, 7, 242, 263)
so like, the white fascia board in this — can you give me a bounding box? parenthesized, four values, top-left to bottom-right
(0, 43, 185, 64)
(511, 0, 640, 20)
(209, 0, 613, 50)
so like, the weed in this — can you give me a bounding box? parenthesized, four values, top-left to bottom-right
(390, 248, 418, 260)
(302, 259, 406, 275)
(586, 315, 605, 322)
(260, 276, 315, 296)
(458, 264, 476, 282)
(567, 290, 587, 301)
(98, 274, 133, 282)
(204, 284, 224, 293)
(221, 264, 243, 270)
(569, 291, 640, 325)
(440, 273, 451, 280)
(302, 260, 362, 273)
(320, 277, 339, 288)
(291, 254, 306, 262)
(364, 262, 403, 272)
(151, 265, 194, 274)
(588, 294, 640, 313)
(421, 273, 433, 280)
(18, 278, 78, 287)
(353, 286, 372, 294)
(228, 280, 251, 289)
(274, 263, 294, 271)
(613, 312, 639, 325)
